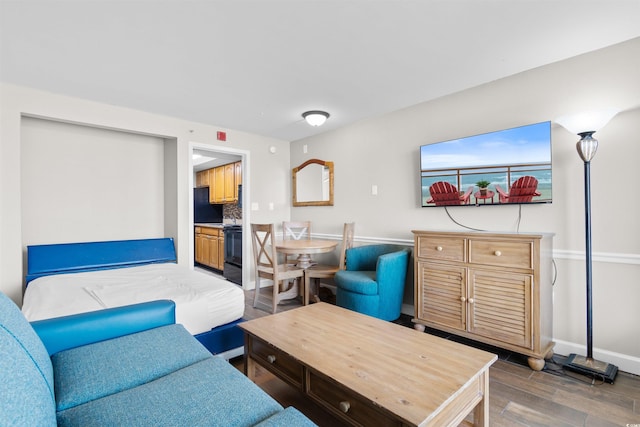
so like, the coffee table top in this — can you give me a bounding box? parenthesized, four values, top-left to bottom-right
(239, 303, 497, 426)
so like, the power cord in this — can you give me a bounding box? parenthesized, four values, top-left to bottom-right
(443, 206, 486, 231)
(515, 204, 522, 232)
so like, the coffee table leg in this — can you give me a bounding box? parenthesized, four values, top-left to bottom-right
(472, 369, 490, 426)
(243, 335, 258, 381)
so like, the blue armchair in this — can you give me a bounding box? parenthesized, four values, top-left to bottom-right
(334, 244, 411, 321)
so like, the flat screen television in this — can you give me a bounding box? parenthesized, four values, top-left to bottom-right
(420, 121, 552, 207)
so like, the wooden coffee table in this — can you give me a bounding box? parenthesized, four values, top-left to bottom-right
(239, 303, 497, 426)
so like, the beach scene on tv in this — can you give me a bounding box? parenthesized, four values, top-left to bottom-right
(421, 121, 552, 207)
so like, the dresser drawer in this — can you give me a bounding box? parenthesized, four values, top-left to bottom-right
(248, 337, 304, 389)
(416, 235, 466, 262)
(468, 239, 533, 269)
(307, 370, 399, 427)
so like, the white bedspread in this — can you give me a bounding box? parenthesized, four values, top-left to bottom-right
(22, 263, 245, 335)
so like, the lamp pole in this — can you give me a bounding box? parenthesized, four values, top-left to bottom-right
(556, 109, 619, 382)
(562, 130, 617, 382)
(577, 131, 597, 360)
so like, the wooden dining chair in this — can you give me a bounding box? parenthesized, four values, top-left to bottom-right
(303, 222, 355, 305)
(251, 223, 305, 313)
(282, 220, 311, 266)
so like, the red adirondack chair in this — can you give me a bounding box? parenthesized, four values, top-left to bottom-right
(426, 182, 473, 206)
(495, 176, 541, 203)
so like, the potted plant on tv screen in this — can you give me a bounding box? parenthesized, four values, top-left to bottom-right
(476, 180, 491, 196)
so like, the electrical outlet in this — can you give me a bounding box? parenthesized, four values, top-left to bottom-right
(371, 185, 378, 196)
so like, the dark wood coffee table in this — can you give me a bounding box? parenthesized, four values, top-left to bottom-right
(239, 303, 497, 426)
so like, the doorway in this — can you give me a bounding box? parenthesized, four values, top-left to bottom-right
(190, 143, 250, 289)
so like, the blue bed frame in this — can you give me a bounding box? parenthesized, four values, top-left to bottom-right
(26, 238, 245, 359)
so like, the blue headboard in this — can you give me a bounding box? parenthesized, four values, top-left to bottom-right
(26, 238, 177, 284)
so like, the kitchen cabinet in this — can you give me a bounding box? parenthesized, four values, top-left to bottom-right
(224, 163, 235, 202)
(234, 161, 242, 201)
(196, 170, 209, 188)
(195, 226, 224, 270)
(412, 230, 554, 371)
(213, 166, 225, 204)
(202, 161, 241, 204)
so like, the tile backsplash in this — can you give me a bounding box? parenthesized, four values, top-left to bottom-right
(223, 203, 242, 222)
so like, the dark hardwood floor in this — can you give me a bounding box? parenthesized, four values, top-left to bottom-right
(232, 288, 640, 426)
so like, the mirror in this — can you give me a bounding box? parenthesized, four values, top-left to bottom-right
(292, 159, 334, 207)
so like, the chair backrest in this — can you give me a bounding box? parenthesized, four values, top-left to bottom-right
(338, 222, 356, 270)
(250, 223, 280, 277)
(282, 221, 311, 240)
(0, 292, 57, 426)
(345, 244, 406, 272)
(508, 176, 539, 203)
(429, 181, 461, 206)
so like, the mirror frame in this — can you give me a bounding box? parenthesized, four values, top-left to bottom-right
(292, 159, 334, 207)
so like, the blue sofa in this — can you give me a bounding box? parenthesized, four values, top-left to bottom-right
(334, 244, 411, 321)
(0, 291, 315, 427)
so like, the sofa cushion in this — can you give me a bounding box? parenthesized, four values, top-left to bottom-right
(0, 292, 56, 426)
(56, 356, 284, 427)
(53, 323, 212, 411)
(333, 270, 378, 295)
(253, 406, 317, 426)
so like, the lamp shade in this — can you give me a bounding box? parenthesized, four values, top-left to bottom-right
(302, 110, 330, 127)
(555, 108, 619, 135)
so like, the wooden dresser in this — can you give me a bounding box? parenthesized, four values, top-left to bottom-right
(412, 230, 554, 370)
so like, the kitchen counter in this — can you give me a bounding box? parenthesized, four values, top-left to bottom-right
(195, 223, 225, 228)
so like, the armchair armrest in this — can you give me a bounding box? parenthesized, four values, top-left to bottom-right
(31, 299, 176, 356)
(376, 249, 411, 287)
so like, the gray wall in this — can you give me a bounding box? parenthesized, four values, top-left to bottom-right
(0, 83, 292, 304)
(291, 38, 640, 373)
(0, 38, 637, 374)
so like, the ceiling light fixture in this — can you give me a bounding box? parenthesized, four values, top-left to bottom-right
(302, 110, 330, 127)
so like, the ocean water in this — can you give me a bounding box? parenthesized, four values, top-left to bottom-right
(421, 169, 552, 204)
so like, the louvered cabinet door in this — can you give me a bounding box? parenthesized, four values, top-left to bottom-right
(416, 261, 467, 331)
(468, 269, 533, 349)
(412, 230, 554, 371)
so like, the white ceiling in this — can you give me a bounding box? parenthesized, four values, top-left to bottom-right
(1, 0, 639, 142)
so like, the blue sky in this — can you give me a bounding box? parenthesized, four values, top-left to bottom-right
(420, 121, 551, 170)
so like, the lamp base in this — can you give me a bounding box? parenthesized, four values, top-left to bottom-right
(563, 353, 618, 383)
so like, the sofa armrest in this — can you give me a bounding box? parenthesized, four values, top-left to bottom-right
(31, 300, 176, 356)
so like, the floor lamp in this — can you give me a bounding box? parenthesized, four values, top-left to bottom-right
(556, 109, 619, 383)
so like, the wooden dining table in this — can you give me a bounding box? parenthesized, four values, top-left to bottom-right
(274, 239, 338, 268)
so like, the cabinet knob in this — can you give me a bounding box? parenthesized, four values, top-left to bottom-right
(339, 401, 351, 413)
(436, 246, 443, 252)
(468, 298, 475, 304)
(267, 355, 276, 364)
(460, 296, 466, 302)
(494, 250, 502, 257)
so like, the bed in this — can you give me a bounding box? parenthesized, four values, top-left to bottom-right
(23, 238, 246, 359)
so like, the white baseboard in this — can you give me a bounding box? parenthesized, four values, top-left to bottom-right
(553, 339, 640, 376)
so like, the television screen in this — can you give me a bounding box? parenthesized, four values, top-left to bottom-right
(420, 121, 552, 207)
